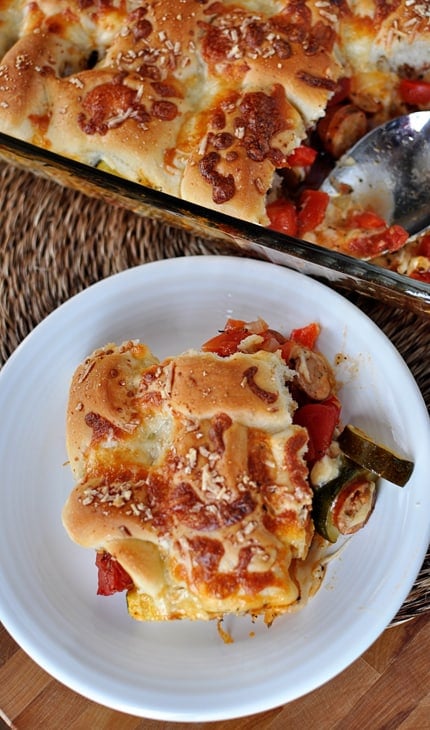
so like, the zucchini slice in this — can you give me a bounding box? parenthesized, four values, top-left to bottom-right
(312, 456, 377, 543)
(338, 425, 414, 487)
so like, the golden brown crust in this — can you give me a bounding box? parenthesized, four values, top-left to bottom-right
(1, 1, 427, 247)
(340, 2, 430, 118)
(181, 84, 306, 225)
(63, 339, 318, 621)
(66, 341, 159, 479)
(0, 0, 344, 223)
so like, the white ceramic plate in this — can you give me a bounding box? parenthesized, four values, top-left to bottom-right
(0, 256, 429, 722)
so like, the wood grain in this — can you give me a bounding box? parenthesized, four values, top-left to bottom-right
(1, 614, 429, 729)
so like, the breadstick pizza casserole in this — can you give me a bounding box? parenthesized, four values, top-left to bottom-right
(0, 1, 429, 278)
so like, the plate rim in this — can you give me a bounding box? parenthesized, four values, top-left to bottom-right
(0, 255, 429, 721)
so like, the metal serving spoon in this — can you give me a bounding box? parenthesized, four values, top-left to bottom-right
(321, 110, 430, 236)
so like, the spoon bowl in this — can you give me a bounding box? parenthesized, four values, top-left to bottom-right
(321, 110, 430, 236)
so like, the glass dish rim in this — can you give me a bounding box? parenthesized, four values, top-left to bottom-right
(1, 130, 429, 315)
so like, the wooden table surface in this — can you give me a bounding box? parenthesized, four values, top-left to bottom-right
(1, 612, 430, 729)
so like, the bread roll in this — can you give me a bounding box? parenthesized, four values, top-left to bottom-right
(62, 337, 326, 622)
(0, 0, 427, 268)
(0, 0, 344, 222)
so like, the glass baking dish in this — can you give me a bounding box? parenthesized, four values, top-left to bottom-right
(1, 129, 429, 315)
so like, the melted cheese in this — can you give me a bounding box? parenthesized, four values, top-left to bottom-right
(62, 340, 321, 621)
(0, 0, 343, 224)
(0, 2, 427, 270)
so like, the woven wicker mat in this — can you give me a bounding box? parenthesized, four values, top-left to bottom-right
(1, 160, 429, 625)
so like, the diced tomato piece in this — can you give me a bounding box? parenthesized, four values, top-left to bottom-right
(290, 322, 321, 350)
(293, 399, 341, 464)
(281, 323, 320, 362)
(280, 339, 294, 361)
(96, 551, 134, 596)
(224, 318, 247, 330)
(201, 326, 249, 356)
(267, 199, 298, 237)
(399, 79, 430, 106)
(410, 269, 430, 283)
(409, 235, 430, 281)
(286, 145, 318, 167)
(202, 319, 283, 356)
(350, 210, 387, 229)
(380, 224, 409, 251)
(297, 190, 329, 235)
(417, 233, 430, 258)
(348, 225, 409, 257)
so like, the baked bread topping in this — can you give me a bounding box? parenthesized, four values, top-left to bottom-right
(0, 1, 429, 275)
(63, 320, 341, 623)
